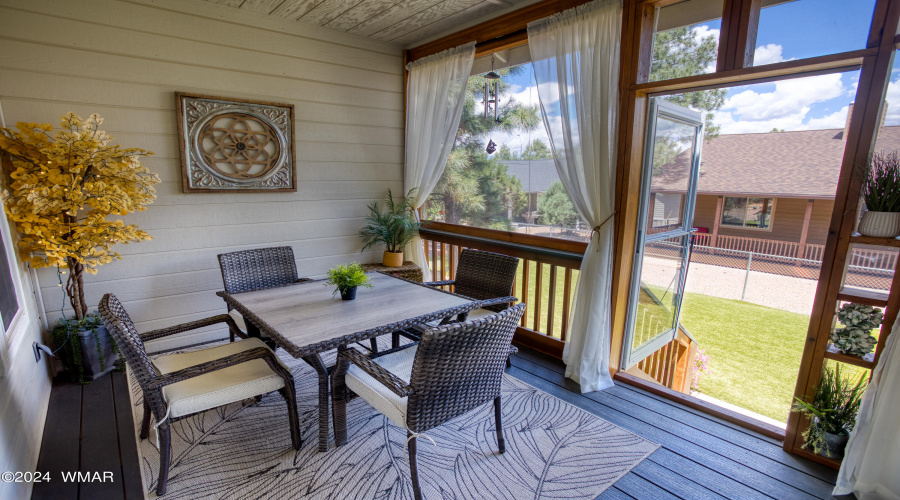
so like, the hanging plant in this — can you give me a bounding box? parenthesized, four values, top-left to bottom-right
(830, 303, 881, 357)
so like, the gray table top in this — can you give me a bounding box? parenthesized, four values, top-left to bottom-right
(218, 273, 478, 358)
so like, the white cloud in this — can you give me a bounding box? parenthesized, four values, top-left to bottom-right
(753, 44, 785, 66)
(803, 106, 850, 130)
(713, 73, 852, 133)
(692, 25, 720, 44)
(884, 78, 900, 126)
(692, 26, 721, 74)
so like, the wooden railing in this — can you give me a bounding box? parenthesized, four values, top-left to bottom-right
(631, 328, 697, 394)
(420, 222, 584, 357)
(419, 221, 697, 394)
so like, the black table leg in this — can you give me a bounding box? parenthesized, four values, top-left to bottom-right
(331, 348, 352, 447)
(302, 353, 330, 452)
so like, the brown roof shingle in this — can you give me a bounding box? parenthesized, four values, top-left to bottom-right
(651, 125, 900, 199)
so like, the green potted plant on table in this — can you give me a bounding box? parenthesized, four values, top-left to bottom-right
(0, 113, 158, 382)
(360, 189, 419, 267)
(791, 363, 868, 459)
(325, 263, 373, 300)
(858, 150, 900, 237)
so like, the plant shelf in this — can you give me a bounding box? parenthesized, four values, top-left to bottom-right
(837, 286, 889, 307)
(849, 233, 900, 247)
(823, 348, 875, 369)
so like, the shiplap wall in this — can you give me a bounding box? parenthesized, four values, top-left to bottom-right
(0, 0, 405, 350)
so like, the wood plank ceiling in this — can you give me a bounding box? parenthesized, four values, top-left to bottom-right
(205, 0, 534, 47)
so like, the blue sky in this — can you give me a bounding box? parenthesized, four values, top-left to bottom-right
(490, 0, 894, 154)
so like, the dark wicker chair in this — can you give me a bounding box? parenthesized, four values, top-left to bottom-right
(217, 246, 310, 341)
(331, 304, 526, 500)
(393, 248, 520, 348)
(98, 294, 300, 496)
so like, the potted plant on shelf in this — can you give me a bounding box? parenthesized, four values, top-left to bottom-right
(0, 113, 158, 382)
(359, 189, 419, 267)
(830, 302, 881, 357)
(857, 150, 900, 237)
(324, 262, 373, 300)
(791, 363, 868, 459)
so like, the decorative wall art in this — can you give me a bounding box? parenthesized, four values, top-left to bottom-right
(176, 93, 296, 192)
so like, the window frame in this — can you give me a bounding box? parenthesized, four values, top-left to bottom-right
(0, 178, 31, 376)
(720, 196, 776, 231)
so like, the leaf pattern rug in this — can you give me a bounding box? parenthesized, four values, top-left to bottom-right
(128, 342, 658, 499)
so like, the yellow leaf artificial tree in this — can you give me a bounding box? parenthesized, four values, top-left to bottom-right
(0, 112, 159, 320)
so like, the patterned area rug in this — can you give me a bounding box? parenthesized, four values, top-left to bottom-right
(128, 342, 658, 499)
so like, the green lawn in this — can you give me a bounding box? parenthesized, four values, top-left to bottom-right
(679, 293, 810, 423)
(427, 254, 841, 423)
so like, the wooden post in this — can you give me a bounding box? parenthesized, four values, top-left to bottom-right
(711, 196, 724, 248)
(796, 199, 815, 260)
(647, 192, 657, 231)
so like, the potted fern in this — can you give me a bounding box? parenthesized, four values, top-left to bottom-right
(360, 189, 420, 267)
(324, 263, 373, 300)
(791, 363, 867, 459)
(858, 151, 900, 237)
(0, 113, 158, 382)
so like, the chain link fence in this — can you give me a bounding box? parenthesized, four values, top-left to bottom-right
(515, 222, 894, 299)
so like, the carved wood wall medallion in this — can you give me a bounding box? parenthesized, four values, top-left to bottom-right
(176, 93, 296, 192)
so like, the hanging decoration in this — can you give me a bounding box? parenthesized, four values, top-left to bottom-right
(485, 139, 497, 154)
(483, 55, 502, 123)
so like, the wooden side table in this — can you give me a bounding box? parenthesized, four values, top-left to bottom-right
(362, 261, 423, 283)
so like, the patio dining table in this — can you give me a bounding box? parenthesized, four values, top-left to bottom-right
(216, 272, 486, 452)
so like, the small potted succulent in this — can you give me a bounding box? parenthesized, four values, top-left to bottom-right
(857, 151, 900, 237)
(324, 262, 373, 300)
(792, 363, 867, 459)
(359, 189, 419, 267)
(830, 303, 882, 357)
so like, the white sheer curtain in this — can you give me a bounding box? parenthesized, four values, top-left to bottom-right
(833, 315, 900, 499)
(403, 42, 476, 272)
(528, 0, 622, 392)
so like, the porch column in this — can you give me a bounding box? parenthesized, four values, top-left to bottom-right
(711, 195, 723, 248)
(647, 192, 657, 232)
(796, 199, 815, 260)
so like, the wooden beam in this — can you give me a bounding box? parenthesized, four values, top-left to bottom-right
(405, 0, 598, 63)
(796, 199, 814, 260)
(784, 0, 900, 454)
(609, 0, 650, 377)
(633, 48, 874, 95)
(711, 195, 724, 248)
(734, 0, 762, 68)
(717, 0, 743, 72)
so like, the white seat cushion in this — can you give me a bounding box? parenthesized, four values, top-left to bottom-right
(345, 345, 418, 429)
(229, 309, 248, 333)
(151, 338, 287, 418)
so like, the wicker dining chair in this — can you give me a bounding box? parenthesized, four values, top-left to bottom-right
(217, 246, 311, 341)
(332, 304, 526, 500)
(98, 294, 301, 496)
(393, 248, 519, 348)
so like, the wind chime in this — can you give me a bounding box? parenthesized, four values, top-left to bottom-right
(484, 54, 501, 154)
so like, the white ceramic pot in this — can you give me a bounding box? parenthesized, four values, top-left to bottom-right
(858, 211, 900, 238)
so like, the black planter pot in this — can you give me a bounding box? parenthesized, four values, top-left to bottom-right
(57, 324, 119, 382)
(820, 430, 850, 459)
(340, 286, 358, 300)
